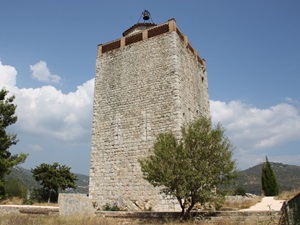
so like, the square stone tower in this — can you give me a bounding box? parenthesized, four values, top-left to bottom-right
(89, 18, 210, 211)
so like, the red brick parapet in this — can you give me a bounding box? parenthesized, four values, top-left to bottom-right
(97, 19, 206, 71)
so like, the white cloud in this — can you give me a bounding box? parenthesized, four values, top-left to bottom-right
(0, 60, 17, 87)
(211, 100, 300, 149)
(14, 80, 94, 142)
(210, 100, 300, 168)
(1, 61, 94, 143)
(30, 60, 61, 83)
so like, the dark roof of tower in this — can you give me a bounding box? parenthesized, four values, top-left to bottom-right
(122, 23, 157, 37)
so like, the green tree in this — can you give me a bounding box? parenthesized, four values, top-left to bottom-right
(31, 162, 77, 203)
(261, 157, 279, 196)
(0, 89, 27, 198)
(140, 117, 236, 219)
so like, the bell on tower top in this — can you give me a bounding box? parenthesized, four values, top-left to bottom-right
(123, 10, 156, 36)
(138, 10, 154, 24)
(142, 10, 150, 21)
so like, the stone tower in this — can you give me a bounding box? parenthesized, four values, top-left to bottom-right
(89, 18, 210, 211)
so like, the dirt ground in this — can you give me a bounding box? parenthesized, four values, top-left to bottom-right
(239, 196, 284, 212)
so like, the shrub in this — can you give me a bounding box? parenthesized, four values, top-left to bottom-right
(234, 186, 246, 196)
(102, 203, 121, 211)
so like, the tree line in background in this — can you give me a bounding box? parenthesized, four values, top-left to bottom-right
(0, 89, 77, 203)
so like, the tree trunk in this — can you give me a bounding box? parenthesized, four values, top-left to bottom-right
(183, 198, 196, 220)
(180, 206, 185, 218)
(48, 189, 52, 203)
(177, 196, 186, 218)
(183, 204, 195, 220)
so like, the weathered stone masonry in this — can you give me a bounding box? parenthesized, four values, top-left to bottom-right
(89, 19, 210, 211)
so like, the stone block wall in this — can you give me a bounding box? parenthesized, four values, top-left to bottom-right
(58, 193, 94, 216)
(89, 19, 209, 211)
(0, 205, 59, 215)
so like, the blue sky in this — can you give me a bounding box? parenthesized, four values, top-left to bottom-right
(1, 1, 299, 175)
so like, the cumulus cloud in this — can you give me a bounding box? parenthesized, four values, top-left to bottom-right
(1, 61, 94, 143)
(211, 100, 300, 149)
(14, 80, 94, 142)
(30, 60, 61, 83)
(0, 60, 17, 87)
(210, 100, 300, 168)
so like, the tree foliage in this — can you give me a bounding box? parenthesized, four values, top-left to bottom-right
(31, 162, 77, 203)
(261, 157, 279, 196)
(4, 178, 27, 199)
(140, 117, 236, 218)
(0, 89, 27, 198)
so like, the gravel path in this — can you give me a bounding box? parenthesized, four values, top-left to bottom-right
(239, 196, 284, 212)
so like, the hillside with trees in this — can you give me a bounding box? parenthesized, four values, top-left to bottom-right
(5, 166, 89, 195)
(5, 162, 300, 198)
(237, 162, 300, 195)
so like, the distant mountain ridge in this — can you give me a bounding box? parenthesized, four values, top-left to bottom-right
(237, 162, 300, 195)
(5, 166, 89, 194)
(6, 162, 300, 196)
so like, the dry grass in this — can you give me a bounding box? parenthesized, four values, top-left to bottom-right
(0, 197, 25, 205)
(0, 215, 159, 225)
(0, 197, 58, 207)
(222, 195, 262, 210)
(0, 215, 114, 225)
(0, 214, 278, 225)
(276, 189, 300, 200)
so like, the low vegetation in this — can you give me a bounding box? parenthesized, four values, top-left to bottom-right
(276, 189, 300, 200)
(0, 214, 279, 225)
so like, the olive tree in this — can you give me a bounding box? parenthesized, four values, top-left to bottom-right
(140, 117, 236, 219)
